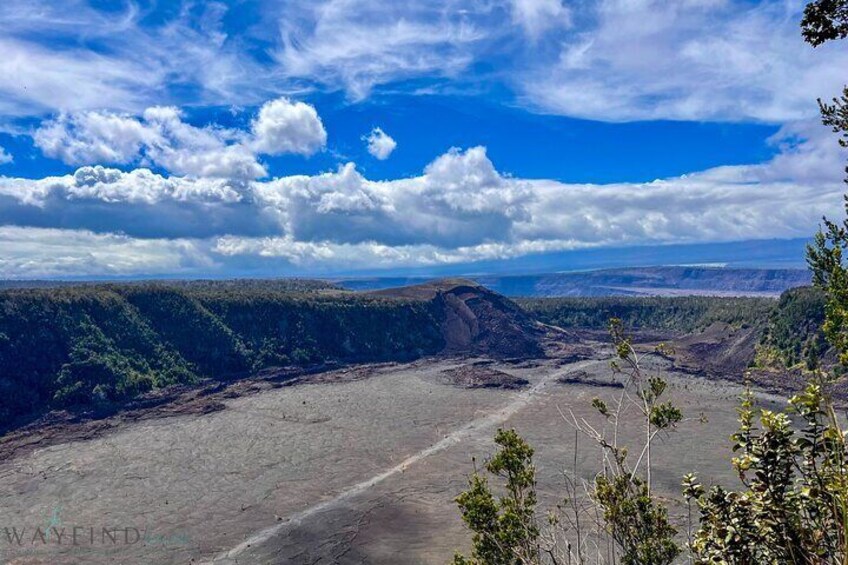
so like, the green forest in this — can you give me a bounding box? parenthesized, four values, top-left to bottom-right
(517, 295, 776, 333)
(0, 282, 444, 430)
(521, 288, 830, 371)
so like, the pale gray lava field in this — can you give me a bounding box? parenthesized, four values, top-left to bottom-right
(0, 346, 786, 564)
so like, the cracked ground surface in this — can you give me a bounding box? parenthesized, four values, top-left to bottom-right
(0, 349, 786, 564)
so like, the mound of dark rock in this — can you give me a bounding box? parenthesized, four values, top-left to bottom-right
(545, 342, 598, 363)
(441, 365, 529, 389)
(557, 370, 623, 389)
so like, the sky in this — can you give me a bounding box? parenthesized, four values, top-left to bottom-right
(0, 0, 846, 279)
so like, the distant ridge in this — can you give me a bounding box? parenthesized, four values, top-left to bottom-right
(6, 267, 811, 297)
(339, 266, 812, 297)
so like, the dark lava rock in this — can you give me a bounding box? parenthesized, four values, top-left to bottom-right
(557, 370, 623, 389)
(440, 365, 529, 389)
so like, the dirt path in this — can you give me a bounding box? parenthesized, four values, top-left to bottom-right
(206, 360, 594, 564)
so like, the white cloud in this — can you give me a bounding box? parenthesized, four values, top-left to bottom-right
(0, 165, 279, 240)
(256, 146, 533, 248)
(509, 0, 571, 39)
(211, 236, 592, 270)
(0, 1, 844, 125)
(364, 127, 397, 160)
(140, 106, 267, 180)
(0, 166, 241, 206)
(214, 124, 848, 268)
(0, 226, 212, 279)
(0, 36, 160, 118)
(0, 0, 487, 115)
(0, 0, 273, 118)
(250, 97, 327, 156)
(33, 111, 155, 165)
(68, 166, 243, 204)
(521, 0, 848, 122)
(32, 97, 327, 179)
(271, 0, 482, 100)
(33, 107, 265, 180)
(259, 0, 848, 122)
(0, 146, 12, 165)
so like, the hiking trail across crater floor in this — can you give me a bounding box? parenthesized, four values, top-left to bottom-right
(206, 359, 594, 564)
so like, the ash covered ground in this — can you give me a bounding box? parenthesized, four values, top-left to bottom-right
(0, 344, 785, 565)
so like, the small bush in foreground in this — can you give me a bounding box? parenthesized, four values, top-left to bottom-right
(453, 428, 540, 565)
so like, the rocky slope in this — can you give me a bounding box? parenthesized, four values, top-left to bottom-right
(370, 279, 544, 359)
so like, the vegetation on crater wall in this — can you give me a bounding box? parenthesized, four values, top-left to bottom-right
(0, 283, 444, 430)
(518, 295, 775, 333)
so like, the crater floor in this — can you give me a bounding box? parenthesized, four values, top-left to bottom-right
(0, 348, 785, 564)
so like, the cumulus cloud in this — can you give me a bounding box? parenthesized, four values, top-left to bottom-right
(364, 127, 397, 160)
(256, 146, 533, 248)
(250, 97, 327, 156)
(0, 165, 285, 240)
(32, 97, 326, 179)
(0, 166, 243, 206)
(222, 133, 844, 270)
(139, 106, 267, 180)
(0, 146, 12, 165)
(2, 123, 846, 277)
(34, 111, 155, 166)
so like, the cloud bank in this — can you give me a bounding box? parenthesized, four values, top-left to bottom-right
(1, 119, 843, 277)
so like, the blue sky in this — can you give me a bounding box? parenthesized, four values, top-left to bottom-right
(0, 0, 846, 278)
(3, 92, 778, 183)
